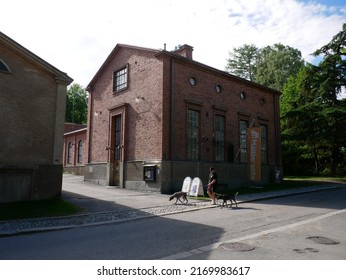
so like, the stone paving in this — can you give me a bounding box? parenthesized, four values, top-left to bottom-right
(0, 184, 341, 237)
(0, 201, 213, 236)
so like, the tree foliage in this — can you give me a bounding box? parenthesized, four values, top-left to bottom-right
(225, 44, 259, 81)
(65, 83, 88, 124)
(226, 25, 346, 177)
(256, 43, 305, 92)
(281, 24, 346, 176)
(226, 43, 304, 91)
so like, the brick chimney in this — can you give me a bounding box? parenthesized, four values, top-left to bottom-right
(173, 44, 193, 60)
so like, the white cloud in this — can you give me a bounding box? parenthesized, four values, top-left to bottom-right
(1, 0, 345, 88)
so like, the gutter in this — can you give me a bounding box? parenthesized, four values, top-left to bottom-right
(170, 58, 175, 160)
(273, 92, 280, 168)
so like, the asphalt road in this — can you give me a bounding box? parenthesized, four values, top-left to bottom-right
(0, 187, 345, 260)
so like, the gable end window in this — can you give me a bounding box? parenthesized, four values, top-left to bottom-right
(215, 84, 223, 93)
(113, 64, 129, 92)
(189, 76, 197, 86)
(0, 59, 11, 73)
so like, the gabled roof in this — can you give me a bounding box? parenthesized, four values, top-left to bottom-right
(86, 42, 281, 95)
(86, 44, 159, 91)
(0, 31, 73, 84)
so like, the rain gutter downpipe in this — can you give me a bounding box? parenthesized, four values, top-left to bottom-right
(170, 58, 175, 160)
(273, 91, 280, 172)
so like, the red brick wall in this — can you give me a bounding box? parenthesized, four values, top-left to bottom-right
(166, 58, 279, 165)
(86, 45, 282, 188)
(87, 46, 164, 163)
(63, 129, 87, 166)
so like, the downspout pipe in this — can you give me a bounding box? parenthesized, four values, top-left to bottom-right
(273, 91, 281, 179)
(168, 57, 175, 193)
(86, 88, 93, 164)
(170, 58, 175, 160)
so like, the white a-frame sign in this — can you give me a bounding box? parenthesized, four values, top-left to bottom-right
(189, 177, 204, 197)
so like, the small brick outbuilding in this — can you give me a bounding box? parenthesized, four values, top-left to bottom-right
(63, 123, 87, 175)
(0, 31, 73, 203)
(85, 44, 282, 193)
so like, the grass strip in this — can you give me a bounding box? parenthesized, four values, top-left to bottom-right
(0, 198, 82, 221)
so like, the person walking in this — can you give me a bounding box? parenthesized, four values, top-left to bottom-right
(207, 167, 217, 205)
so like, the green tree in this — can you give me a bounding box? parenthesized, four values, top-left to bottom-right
(225, 44, 259, 81)
(312, 23, 346, 103)
(256, 43, 305, 92)
(281, 24, 346, 176)
(309, 23, 346, 176)
(65, 83, 88, 124)
(281, 67, 329, 174)
(226, 43, 305, 92)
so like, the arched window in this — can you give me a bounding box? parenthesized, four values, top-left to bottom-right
(77, 140, 83, 163)
(0, 58, 11, 73)
(67, 143, 73, 164)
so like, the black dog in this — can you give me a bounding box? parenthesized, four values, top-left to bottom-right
(216, 192, 238, 208)
(169, 191, 188, 204)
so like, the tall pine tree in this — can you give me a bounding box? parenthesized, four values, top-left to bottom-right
(282, 24, 346, 176)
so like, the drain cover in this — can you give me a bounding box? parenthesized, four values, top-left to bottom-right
(292, 248, 305, 254)
(219, 242, 255, 252)
(306, 236, 340, 245)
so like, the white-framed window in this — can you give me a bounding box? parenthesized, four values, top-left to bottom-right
(113, 64, 128, 92)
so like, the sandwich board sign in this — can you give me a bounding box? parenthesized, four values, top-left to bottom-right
(189, 177, 204, 197)
(181, 176, 192, 193)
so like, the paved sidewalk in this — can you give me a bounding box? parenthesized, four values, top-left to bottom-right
(0, 174, 341, 237)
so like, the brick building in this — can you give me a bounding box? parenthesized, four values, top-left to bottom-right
(85, 44, 282, 193)
(0, 31, 73, 203)
(63, 123, 87, 175)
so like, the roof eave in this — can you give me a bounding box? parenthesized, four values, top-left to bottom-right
(0, 31, 73, 85)
(155, 50, 282, 95)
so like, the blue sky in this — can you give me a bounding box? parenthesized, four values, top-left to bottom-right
(1, 0, 345, 90)
(305, 0, 345, 7)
